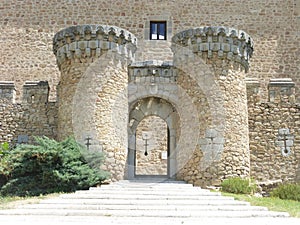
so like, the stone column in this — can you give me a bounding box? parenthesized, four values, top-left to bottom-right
(53, 25, 137, 181)
(171, 26, 254, 185)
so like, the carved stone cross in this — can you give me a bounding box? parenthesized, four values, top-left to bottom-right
(85, 136, 92, 150)
(275, 128, 294, 156)
(142, 132, 152, 156)
(199, 129, 224, 169)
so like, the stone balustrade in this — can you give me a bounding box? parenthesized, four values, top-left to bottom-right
(53, 25, 137, 67)
(171, 26, 254, 72)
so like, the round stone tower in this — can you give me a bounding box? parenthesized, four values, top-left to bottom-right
(53, 25, 137, 180)
(171, 27, 254, 186)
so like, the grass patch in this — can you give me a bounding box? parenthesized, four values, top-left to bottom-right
(0, 193, 60, 209)
(222, 192, 300, 218)
(271, 183, 300, 201)
(221, 177, 256, 194)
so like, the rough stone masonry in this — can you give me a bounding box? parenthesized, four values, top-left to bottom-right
(0, 0, 299, 188)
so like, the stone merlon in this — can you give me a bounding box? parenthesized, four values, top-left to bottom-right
(53, 25, 138, 68)
(171, 26, 254, 72)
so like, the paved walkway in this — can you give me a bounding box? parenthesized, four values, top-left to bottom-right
(0, 180, 299, 225)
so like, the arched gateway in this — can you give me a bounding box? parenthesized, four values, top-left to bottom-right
(128, 97, 179, 179)
(53, 25, 254, 187)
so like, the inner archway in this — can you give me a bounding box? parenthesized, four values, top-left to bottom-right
(127, 97, 179, 180)
(135, 115, 168, 177)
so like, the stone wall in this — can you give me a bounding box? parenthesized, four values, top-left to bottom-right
(0, 81, 57, 146)
(0, 27, 58, 101)
(0, 0, 299, 101)
(135, 115, 168, 176)
(248, 79, 300, 186)
(0, 99, 23, 143)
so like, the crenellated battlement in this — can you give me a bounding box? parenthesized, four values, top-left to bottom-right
(53, 24, 138, 68)
(246, 78, 261, 103)
(268, 78, 295, 104)
(0, 80, 57, 145)
(128, 60, 177, 83)
(0, 81, 51, 104)
(0, 81, 16, 103)
(23, 81, 50, 104)
(246, 77, 297, 104)
(171, 26, 254, 72)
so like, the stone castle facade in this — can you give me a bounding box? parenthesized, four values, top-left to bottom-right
(0, 0, 299, 188)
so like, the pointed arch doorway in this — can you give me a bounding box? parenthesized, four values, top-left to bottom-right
(127, 97, 179, 180)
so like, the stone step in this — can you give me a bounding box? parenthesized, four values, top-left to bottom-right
(40, 198, 250, 206)
(96, 187, 200, 193)
(102, 180, 194, 187)
(97, 188, 198, 192)
(99, 184, 195, 189)
(0, 180, 292, 221)
(115, 179, 187, 184)
(88, 186, 213, 192)
(20, 203, 268, 212)
(0, 208, 289, 218)
(77, 189, 219, 196)
(59, 193, 229, 200)
(1, 216, 299, 225)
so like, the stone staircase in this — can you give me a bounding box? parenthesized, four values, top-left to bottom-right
(0, 180, 299, 225)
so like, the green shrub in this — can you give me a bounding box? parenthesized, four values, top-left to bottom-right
(0, 136, 109, 196)
(271, 183, 300, 201)
(0, 142, 11, 187)
(221, 177, 257, 194)
(0, 142, 9, 156)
